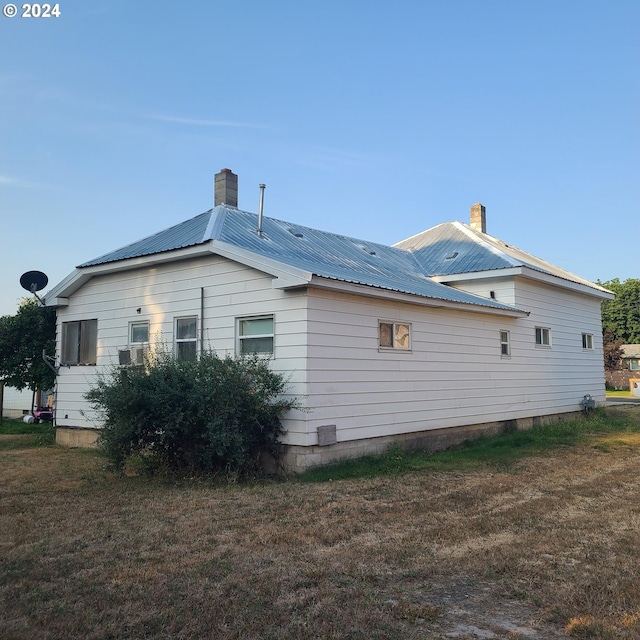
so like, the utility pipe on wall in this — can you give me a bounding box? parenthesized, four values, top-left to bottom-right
(257, 184, 266, 236)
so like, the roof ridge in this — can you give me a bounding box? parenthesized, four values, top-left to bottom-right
(453, 222, 522, 268)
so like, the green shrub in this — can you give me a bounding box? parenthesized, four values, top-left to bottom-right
(84, 349, 297, 477)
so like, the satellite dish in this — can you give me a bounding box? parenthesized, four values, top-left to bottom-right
(20, 270, 49, 293)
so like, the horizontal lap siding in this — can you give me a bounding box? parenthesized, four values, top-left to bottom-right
(55, 256, 310, 445)
(511, 278, 605, 405)
(305, 282, 606, 444)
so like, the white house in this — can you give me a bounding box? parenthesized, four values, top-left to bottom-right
(45, 169, 613, 471)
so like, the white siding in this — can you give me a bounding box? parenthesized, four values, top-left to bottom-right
(304, 279, 605, 445)
(54, 257, 607, 454)
(1, 386, 32, 418)
(54, 255, 311, 445)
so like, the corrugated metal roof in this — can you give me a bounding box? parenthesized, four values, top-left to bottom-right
(80, 205, 609, 311)
(215, 208, 519, 310)
(79, 211, 212, 267)
(78, 206, 524, 311)
(394, 221, 611, 294)
(393, 222, 517, 275)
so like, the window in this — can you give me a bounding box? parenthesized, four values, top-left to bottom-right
(379, 321, 411, 350)
(130, 321, 149, 344)
(582, 333, 593, 350)
(175, 317, 197, 361)
(500, 330, 511, 357)
(61, 319, 98, 365)
(629, 359, 640, 371)
(238, 316, 274, 355)
(535, 327, 551, 347)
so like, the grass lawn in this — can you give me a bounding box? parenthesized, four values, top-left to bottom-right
(606, 389, 633, 398)
(1, 408, 640, 639)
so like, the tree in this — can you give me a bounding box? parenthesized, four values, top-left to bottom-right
(598, 278, 640, 344)
(603, 329, 624, 371)
(0, 299, 56, 399)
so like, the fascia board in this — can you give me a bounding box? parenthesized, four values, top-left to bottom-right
(308, 276, 529, 318)
(45, 241, 313, 304)
(517, 266, 615, 299)
(431, 267, 524, 283)
(434, 266, 614, 300)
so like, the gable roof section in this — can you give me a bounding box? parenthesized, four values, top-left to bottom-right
(71, 206, 524, 314)
(394, 221, 611, 296)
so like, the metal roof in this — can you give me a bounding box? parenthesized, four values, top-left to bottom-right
(76, 205, 604, 312)
(394, 221, 611, 294)
(80, 211, 212, 266)
(215, 208, 520, 311)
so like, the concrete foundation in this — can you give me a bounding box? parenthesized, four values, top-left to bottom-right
(56, 426, 100, 448)
(278, 411, 584, 474)
(56, 410, 584, 472)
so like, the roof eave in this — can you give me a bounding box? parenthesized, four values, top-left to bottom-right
(45, 240, 313, 304)
(433, 266, 614, 300)
(307, 276, 529, 318)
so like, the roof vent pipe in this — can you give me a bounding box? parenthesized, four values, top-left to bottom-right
(257, 183, 266, 236)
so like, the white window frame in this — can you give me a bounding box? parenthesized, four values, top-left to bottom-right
(236, 315, 274, 356)
(378, 321, 411, 351)
(500, 330, 511, 358)
(129, 320, 150, 345)
(581, 333, 594, 350)
(535, 327, 551, 348)
(175, 316, 198, 361)
(629, 359, 640, 371)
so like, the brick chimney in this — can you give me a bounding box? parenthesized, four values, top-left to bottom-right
(470, 203, 486, 233)
(214, 168, 238, 207)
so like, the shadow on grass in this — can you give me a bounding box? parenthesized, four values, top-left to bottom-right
(299, 408, 640, 483)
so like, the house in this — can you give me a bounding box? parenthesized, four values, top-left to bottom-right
(1, 384, 32, 419)
(45, 169, 614, 471)
(606, 344, 640, 390)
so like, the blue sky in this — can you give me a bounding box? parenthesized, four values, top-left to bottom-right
(1, 0, 638, 317)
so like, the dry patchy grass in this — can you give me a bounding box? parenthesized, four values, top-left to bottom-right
(1, 408, 640, 639)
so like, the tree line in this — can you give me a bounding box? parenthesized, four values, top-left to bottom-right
(598, 278, 640, 370)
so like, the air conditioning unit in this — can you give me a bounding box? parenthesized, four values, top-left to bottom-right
(130, 346, 147, 365)
(118, 346, 147, 366)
